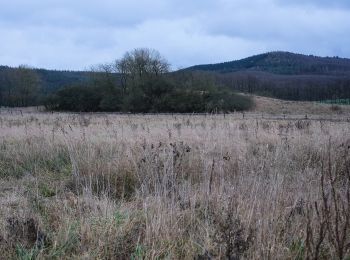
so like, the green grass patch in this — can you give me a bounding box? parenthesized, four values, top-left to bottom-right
(317, 98, 350, 105)
(0, 142, 71, 179)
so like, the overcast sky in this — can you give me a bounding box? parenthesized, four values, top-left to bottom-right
(0, 0, 349, 70)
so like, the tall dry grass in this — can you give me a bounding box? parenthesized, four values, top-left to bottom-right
(0, 111, 349, 259)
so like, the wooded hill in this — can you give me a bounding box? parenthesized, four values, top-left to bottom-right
(186, 52, 350, 101)
(0, 66, 90, 93)
(187, 51, 350, 75)
(1, 51, 350, 108)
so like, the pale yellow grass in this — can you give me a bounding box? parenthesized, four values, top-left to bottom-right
(0, 110, 349, 259)
(251, 95, 350, 115)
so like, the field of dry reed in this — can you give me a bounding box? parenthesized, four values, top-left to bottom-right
(0, 110, 349, 259)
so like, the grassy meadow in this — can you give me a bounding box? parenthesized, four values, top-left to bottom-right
(0, 105, 349, 259)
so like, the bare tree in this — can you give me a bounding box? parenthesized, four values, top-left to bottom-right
(115, 48, 170, 94)
(115, 58, 129, 94)
(89, 63, 115, 89)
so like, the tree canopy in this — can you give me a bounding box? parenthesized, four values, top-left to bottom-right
(0, 65, 41, 107)
(46, 48, 253, 113)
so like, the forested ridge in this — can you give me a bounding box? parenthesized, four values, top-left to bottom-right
(0, 66, 90, 92)
(187, 52, 350, 101)
(1, 51, 350, 110)
(188, 51, 350, 75)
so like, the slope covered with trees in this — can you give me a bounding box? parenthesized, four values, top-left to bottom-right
(1, 51, 350, 107)
(188, 51, 350, 75)
(0, 65, 42, 107)
(187, 52, 350, 102)
(0, 66, 90, 106)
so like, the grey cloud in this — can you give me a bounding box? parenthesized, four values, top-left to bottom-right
(0, 0, 349, 70)
(0, 0, 215, 28)
(203, 4, 350, 41)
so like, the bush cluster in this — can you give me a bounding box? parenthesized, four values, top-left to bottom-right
(44, 48, 253, 113)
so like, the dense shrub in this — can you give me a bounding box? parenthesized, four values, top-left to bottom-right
(46, 79, 253, 113)
(46, 85, 102, 112)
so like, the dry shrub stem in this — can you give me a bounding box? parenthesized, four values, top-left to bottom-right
(306, 138, 350, 260)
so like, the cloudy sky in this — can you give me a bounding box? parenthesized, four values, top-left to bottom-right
(0, 0, 349, 70)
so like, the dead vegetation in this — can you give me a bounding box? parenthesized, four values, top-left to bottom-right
(251, 95, 350, 115)
(0, 111, 349, 259)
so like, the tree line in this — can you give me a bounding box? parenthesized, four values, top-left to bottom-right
(216, 72, 350, 102)
(44, 48, 253, 113)
(0, 65, 41, 107)
(2, 49, 349, 110)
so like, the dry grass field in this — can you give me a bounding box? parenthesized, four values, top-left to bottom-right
(251, 96, 350, 115)
(0, 104, 349, 259)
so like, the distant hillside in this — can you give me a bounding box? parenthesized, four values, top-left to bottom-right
(188, 52, 350, 75)
(184, 52, 350, 102)
(35, 68, 90, 92)
(2, 51, 350, 93)
(0, 66, 90, 93)
(1, 51, 350, 106)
